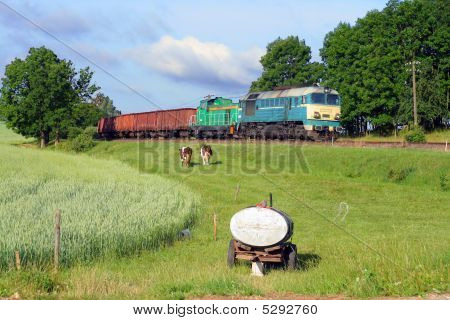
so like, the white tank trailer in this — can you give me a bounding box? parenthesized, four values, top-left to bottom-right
(228, 200, 297, 269)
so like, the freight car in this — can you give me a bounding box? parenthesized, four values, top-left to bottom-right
(97, 108, 196, 138)
(97, 86, 343, 140)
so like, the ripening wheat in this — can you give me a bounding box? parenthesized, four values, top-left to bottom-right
(0, 143, 198, 269)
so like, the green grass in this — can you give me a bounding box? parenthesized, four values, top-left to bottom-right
(340, 128, 450, 143)
(1, 128, 449, 298)
(50, 140, 448, 299)
(0, 142, 198, 270)
(0, 122, 33, 145)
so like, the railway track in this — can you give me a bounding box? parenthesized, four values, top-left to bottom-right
(101, 137, 449, 151)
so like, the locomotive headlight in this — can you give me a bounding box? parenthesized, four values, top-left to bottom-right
(335, 113, 340, 120)
(314, 111, 321, 119)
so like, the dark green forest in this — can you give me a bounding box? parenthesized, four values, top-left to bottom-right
(252, 0, 449, 134)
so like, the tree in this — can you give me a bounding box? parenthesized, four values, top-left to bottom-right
(92, 93, 121, 117)
(0, 47, 100, 147)
(321, 0, 449, 134)
(72, 103, 104, 128)
(250, 36, 325, 92)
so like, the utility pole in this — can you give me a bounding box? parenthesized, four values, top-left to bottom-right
(406, 54, 419, 127)
(412, 52, 418, 127)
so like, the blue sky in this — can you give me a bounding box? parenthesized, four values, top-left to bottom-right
(0, 0, 387, 113)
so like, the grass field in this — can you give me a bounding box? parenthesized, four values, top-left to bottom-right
(0, 131, 198, 274)
(339, 129, 450, 143)
(0, 122, 33, 145)
(1, 129, 449, 299)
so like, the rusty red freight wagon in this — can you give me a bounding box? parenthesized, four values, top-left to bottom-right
(97, 108, 196, 138)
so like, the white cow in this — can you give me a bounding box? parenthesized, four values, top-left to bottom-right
(200, 145, 213, 165)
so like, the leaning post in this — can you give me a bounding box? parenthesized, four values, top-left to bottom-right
(54, 209, 61, 271)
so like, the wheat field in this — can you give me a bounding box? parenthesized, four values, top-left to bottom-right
(0, 141, 198, 268)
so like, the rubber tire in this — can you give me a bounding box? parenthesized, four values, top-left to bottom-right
(285, 244, 297, 270)
(227, 239, 236, 267)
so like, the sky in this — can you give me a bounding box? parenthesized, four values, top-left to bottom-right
(0, 0, 388, 113)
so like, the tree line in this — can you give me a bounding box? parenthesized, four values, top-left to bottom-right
(251, 0, 449, 134)
(0, 47, 120, 148)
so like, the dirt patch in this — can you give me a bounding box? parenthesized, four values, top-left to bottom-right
(190, 292, 450, 300)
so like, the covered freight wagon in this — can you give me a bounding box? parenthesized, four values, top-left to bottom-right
(97, 108, 196, 138)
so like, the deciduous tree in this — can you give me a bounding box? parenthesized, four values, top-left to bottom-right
(251, 36, 324, 92)
(0, 47, 100, 147)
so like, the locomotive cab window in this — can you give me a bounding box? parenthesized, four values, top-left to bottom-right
(326, 94, 340, 106)
(244, 100, 256, 116)
(310, 93, 325, 104)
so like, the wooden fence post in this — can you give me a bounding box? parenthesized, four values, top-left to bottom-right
(213, 212, 217, 241)
(234, 183, 240, 202)
(54, 209, 61, 271)
(15, 251, 21, 271)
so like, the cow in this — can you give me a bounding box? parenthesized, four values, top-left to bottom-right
(200, 145, 213, 165)
(179, 147, 193, 167)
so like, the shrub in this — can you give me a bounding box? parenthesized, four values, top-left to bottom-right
(439, 172, 448, 192)
(83, 126, 98, 139)
(67, 127, 83, 140)
(69, 132, 95, 152)
(404, 127, 426, 143)
(387, 167, 415, 182)
(66, 126, 98, 152)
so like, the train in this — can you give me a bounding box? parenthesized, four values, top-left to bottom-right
(97, 85, 343, 140)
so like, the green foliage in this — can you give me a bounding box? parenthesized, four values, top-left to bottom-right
(92, 93, 121, 117)
(439, 171, 448, 191)
(404, 127, 427, 143)
(67, 127, 84, 140)
(67, 127, 98, 152)
(251, 36, 325, 92)
(0, 47, 100, 147)
(72, 103, 104, 129)
(321, 0, 449, 133)
(83, 126, 98, 138)
(387, 167, 415, 182)
(68, 132, 95, 152)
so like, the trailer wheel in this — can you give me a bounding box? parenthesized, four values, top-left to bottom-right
(285, 244, 297, 270)
(227, 239, 236, 267)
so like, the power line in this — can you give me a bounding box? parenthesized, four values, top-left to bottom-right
(0, 0, 164, 111)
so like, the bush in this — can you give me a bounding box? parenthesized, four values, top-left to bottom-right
(69, 132, 95, 152)
(439, 172, 448, 192)
(83, 126, 98, 139)
(387, 167, 415, 182)
(66, 126, 98, 152)
(404, 127, 426, 143)
(67, 127, 83, 140)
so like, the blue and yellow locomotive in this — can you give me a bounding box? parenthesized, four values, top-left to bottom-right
(191, 85, 343, 140)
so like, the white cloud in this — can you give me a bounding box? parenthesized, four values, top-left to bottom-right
(127, 36, 264, 88)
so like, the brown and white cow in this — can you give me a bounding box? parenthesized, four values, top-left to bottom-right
(200, 145, 213, 165)
(179, 147, 192, 167)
